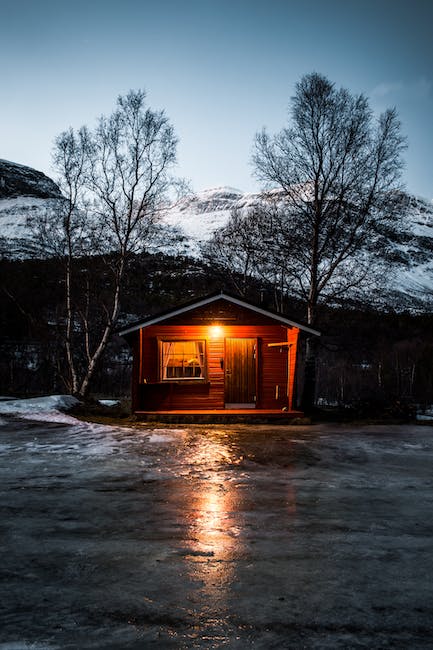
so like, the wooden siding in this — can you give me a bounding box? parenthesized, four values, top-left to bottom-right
(136, 323, 299, 411)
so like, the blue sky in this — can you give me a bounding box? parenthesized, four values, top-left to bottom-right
(1, 0, 432, 198)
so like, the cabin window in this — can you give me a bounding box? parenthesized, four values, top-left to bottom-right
(161, 340, 206, 380)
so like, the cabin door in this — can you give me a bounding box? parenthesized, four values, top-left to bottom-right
(225, 338, 257, 408)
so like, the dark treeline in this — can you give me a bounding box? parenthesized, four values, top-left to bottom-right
(1, 253, 432, 413)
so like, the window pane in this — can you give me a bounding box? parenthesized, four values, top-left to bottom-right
(162, 341, 205, 379)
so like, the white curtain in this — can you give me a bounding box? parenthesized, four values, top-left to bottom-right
(162, 342, 174, 378)
(195, 341, 205, 375)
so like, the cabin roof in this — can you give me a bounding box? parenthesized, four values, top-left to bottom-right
(118, 292, 321, 337)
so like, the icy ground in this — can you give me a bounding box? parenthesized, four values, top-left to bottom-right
(1, 401, 433, 648)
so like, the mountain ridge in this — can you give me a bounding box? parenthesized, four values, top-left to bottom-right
(1, 160, 432, 309)
(0, 159, 61, 200)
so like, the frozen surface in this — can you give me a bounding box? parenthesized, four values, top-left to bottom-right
(1, 417, 433, 648)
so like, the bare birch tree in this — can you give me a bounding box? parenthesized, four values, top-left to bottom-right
(252, 72, 406, 409)
(31, 90, 178, 397)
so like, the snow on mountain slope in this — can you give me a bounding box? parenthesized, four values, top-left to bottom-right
(0, 184, 261, 258)
(0, 196, 62, 257)
(162, 186, 256, 247)
(164, 188, 433, 303)
(1, 159, 432, 308)
(389, 195, 433, 304)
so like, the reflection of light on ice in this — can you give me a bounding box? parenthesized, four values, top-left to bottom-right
(191, 479, 238, 599)
(181, 434, 300, 606)
(185, 437, 242, 599)
(195, 482, 234, 548)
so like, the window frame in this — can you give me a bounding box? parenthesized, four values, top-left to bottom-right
(158, 337, 208, 383)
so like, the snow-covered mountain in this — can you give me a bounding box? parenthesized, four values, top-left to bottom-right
(388, 195, 433, 305)
(0, 160, 63, 257)
(1, 160, 432, 307)
(164, 187, 433, 309)
(162, 186, 261, 247)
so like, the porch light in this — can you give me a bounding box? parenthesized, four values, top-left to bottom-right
(209, 325, 223, 338)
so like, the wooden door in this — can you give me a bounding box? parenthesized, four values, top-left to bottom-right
(225, 338, 257, 407)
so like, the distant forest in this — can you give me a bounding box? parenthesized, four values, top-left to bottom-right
(1, 251, 433, 416)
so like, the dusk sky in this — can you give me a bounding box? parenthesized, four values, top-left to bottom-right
(1, 0, 432, 198)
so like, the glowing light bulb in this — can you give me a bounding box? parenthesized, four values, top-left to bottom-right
(209, 325, 223, 338)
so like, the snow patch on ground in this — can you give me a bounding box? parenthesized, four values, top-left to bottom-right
(0, 394, 79, 415)
(0, 395, 188, 457)
(0, 641, 60, 650)
(417, 411, 433, 421)
(98, 399, 120, 407)
(416, 404, 433, 421)
(0, 395, 79, 414)
(17, 410, 84, 426)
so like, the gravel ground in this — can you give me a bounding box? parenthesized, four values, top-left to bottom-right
(1, 415, 433, 649)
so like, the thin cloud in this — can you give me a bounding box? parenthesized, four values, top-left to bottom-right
(372, 81, 404, 98)
(372, 78, 432, 99)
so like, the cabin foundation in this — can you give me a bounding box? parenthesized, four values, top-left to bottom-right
(134, 409, 306, 424)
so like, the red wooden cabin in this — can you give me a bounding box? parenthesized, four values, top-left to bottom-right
(119, 293, 320, 420)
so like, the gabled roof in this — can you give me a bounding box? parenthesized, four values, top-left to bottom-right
(118, 292, 321, 337)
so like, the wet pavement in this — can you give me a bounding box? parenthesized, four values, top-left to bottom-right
(1, 416, 433, 648)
